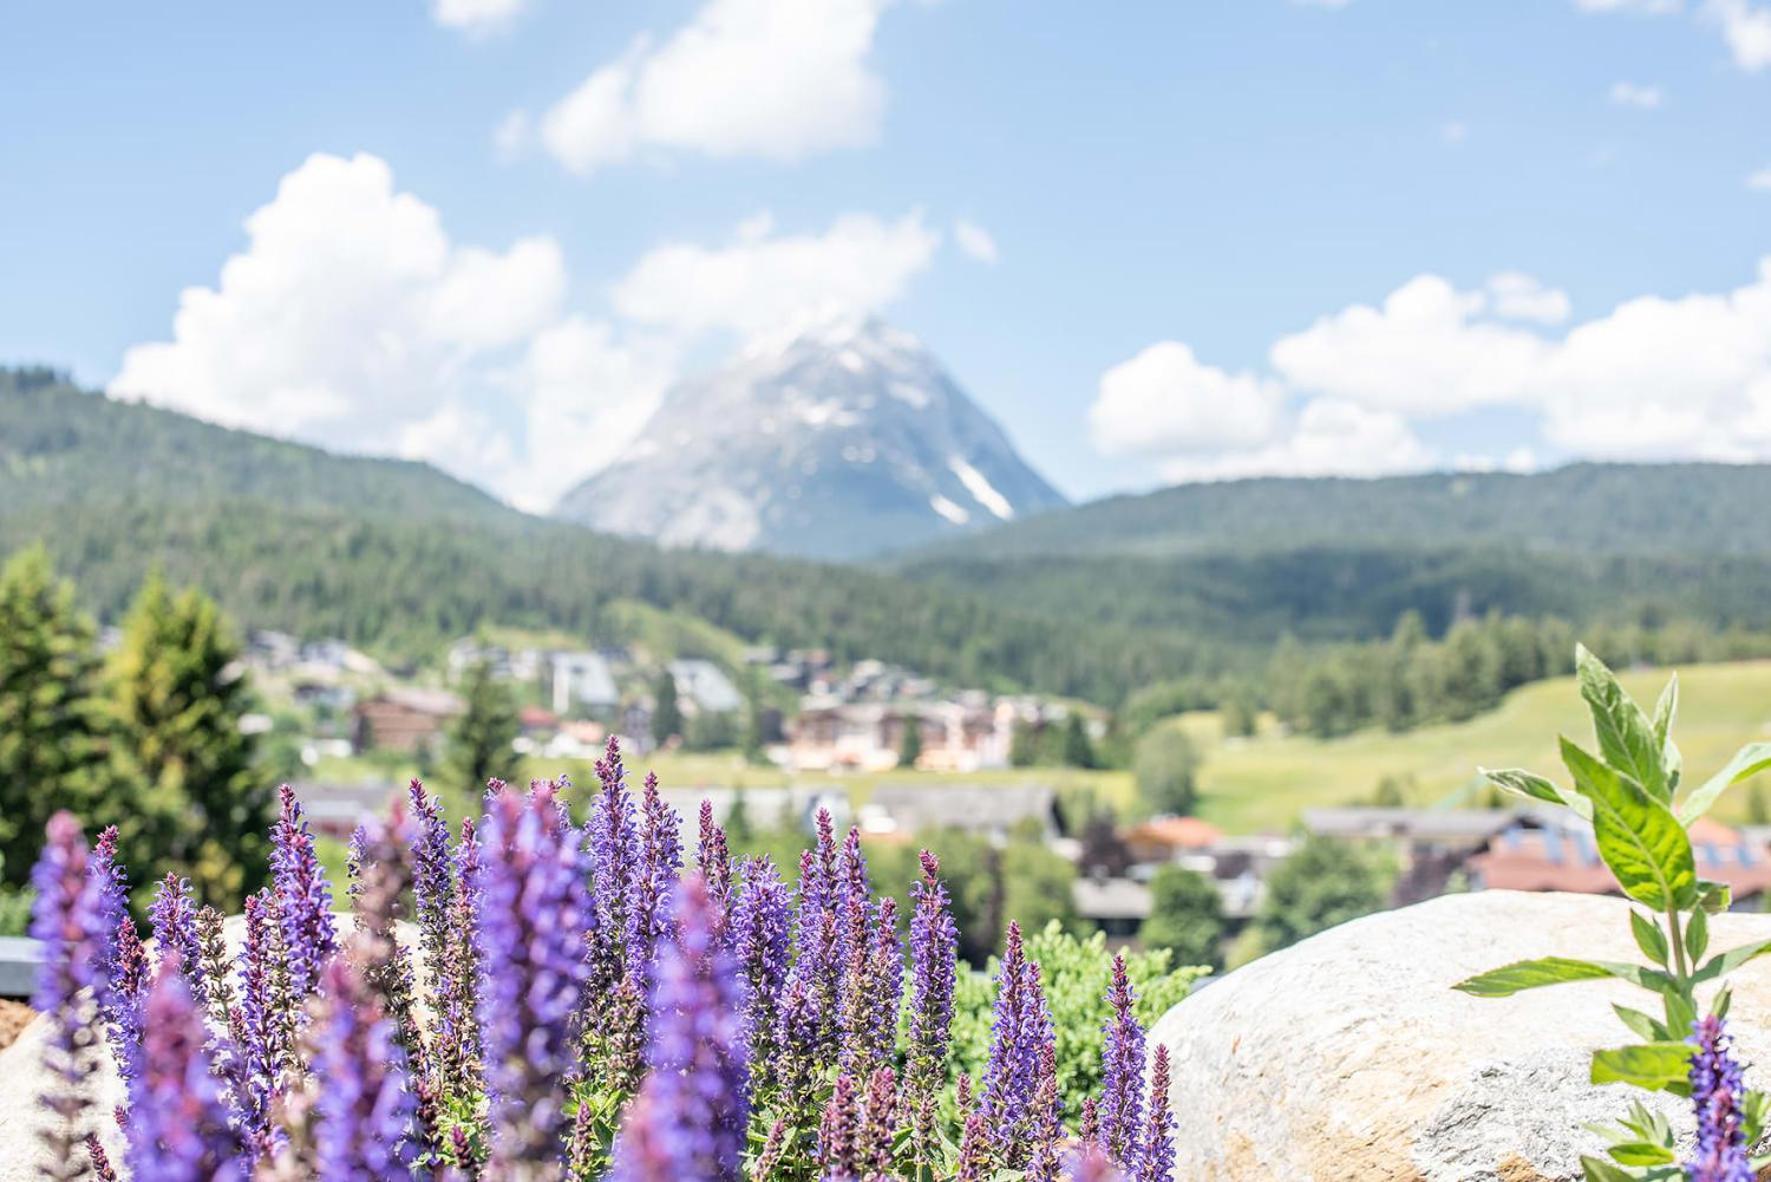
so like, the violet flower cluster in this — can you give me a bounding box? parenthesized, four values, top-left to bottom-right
(26, 737, 1178, 1182)
(1685, 1015, 1755, 1182)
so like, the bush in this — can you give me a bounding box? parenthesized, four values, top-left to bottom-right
(1141, 864, 1227, 971)
(1133, 724, 1200, 816)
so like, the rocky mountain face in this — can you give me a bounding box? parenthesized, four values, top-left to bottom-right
(552, 319, 1067, 561)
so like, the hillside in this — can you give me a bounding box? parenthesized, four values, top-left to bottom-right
(905, 464, 1771, 561)
(555, 319, 1066, 560)
(1177, 659, 1771, 832)
(0, 368, 1194, 703)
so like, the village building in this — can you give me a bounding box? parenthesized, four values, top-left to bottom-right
(351, 686, 463, 755)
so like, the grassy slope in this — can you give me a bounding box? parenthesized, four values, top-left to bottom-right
(1180, 659, 1771, 833)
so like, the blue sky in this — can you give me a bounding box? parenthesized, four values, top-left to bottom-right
(3, 0, 1769, 507)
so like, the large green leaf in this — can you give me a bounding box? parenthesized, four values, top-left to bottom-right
(1590, 1042, 1693, 1092)
(1653, 675, 1682, 792)
(1608, 1142, 1677, 1167)
(1453, 956, 1670, 998)
(1580, 1156, 1637, 1182)
(1562, 737, 1696, 910)
(1692, 938, 1771, 985)
(1677, 742, 1771, 825)
(1577, 645, 1670, 802)
(1482, 766, 1590, 818)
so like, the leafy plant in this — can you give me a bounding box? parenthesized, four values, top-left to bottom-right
(1455, 645, 1771, 1180)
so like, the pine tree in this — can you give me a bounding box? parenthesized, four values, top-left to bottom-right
(0, 547, 109, 887)
(444, 657, 521, 801)
(107, 572, 271, 908)
(652, 669, 683, 745)
(897, 710, 924, 770)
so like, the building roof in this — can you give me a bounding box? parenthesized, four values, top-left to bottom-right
(668, 659, 744, 713)
(1302, 807, 1518, 843)
(1072, 876, 1153, 922)
(1124, 816, 1225, 851)
(1468, 817, 1771, 898)
(866, 783, 1056, 836)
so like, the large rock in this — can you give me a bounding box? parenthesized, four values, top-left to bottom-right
(1150, 890, 1771, 1181)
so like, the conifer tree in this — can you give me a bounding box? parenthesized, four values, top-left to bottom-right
(652, 669, 683, 745)
(443, 656, 520, 800)
(108, 572, 270, 907)
(0, 547, 108, 887)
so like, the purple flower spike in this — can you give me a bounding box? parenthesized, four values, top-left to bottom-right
(88, 827, 130, 985)
(408, 779, 457, 980)
(127, 957, 244, 1182)
(697, 800, 732, 921)
(1686, 1014, 1754, 1182)
(478, 778, 592, 1169)
(1065, 1144, 1127, 1182)
(435, 816, 483, 1099)
(148, 873, 205, 1009)
(1099, 955, 1147, 1171)
(906, 850, 957, 1159)
(1137, 1044, 1177, 1182)
(817, 1073, 862, 1179)
(980, 922, 1056, 1168)
(86, 825, 146, 1090)
(731, 857, 792, 1074)
(30, 813, 108, 1180)
(587, 736, 640, 1004)
(311, 956, 419, 1181)
(631, 771, 683, 980)
(271, 784, 336, 999)
(612, 874, 749, 1182)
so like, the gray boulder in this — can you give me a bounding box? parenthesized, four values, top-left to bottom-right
(1149, 889, 1771, 1181)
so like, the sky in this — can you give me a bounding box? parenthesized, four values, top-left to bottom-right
(2, 0, 1769, 509)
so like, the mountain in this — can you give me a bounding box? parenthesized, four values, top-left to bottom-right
(0, 367, 1190, 703)
(553, 319, 1068, 561)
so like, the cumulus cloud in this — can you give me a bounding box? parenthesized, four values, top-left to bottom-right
(432, 0, 526, 34)
(1090, 342, 1284, 459)
(1607, 81, 1665, 107)
(1096, 259, 1771, 480)
(1579, 0, 1771, 70)
(953, 219, 1000, 265)
(612, 209, 940, 338)
(1750, 167, 1771, 191)
(532, 0, 894, 175)
(109, 152, 654, 511)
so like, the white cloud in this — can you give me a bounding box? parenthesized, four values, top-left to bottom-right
(1486, 272, 1573, 325)
(1707, 0, 1771, 69)
(1158, 399, 1435, 484)
(1099, 259, 1771, 479)
(534, 0, 893, 175)
(432, 0, 526, 34)
(108, 152, 657, 512)
(953, 219, 1000, 265)
(612, 209, 939, 338)
(1090, 342, 1284, 459)
(1607, 81, 1665, 108)
(1750, 167, 1771, 191)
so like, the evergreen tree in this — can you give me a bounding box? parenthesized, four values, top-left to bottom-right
(0, 547, 108, 887)
(1060, 713, 1098, 769)
(652, 670, 683, 745)
(107, 572, 270, 908)
(897, 710, 924, 770)
(1133, 725, 1200, 817)
(1255, 836, 1391, 953)
(444, 656, 521, 800)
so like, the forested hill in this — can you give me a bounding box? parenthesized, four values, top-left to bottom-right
(900, 463, 1771, 562)
(0, 368, 1196, 703)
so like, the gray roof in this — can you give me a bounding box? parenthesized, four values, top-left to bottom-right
(1301, 807, 1516, 843)
(867, 783, 1055, 836)
(1072, 877, 1153, 922)
(668, 659, 744, 714)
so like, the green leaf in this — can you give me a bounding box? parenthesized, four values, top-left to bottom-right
(1590, 1042, 1693, 1092)
(1453, 956, 1666, 998)
(1580, 1155, 1638, 1182)
(1678, 742, 1771, 825)
(1608, 1142, 1678, 1167)
(1630, 911, 1669, 966)
(1561, 737, 1696, 910)
(1687, 908, 1710, 964)
(1653, 676, 1682, 792)
(1697, 880, 1733, 915)
(1693, 938, 1771, 985)
(1482, 766, 1586, 815)
(1578, 644, 1670, 802)
(1612, 1004, 1664, 1042)
(1664, 991, 1698, 1042)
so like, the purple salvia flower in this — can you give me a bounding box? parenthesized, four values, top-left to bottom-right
(817, 1072, 862, 1180)
(271, 784, 336, 1000)
(979, 922, 1056, 1167)
(834, 828, 875, 1068)
(630, 771, 682, 981)
(408, 779, 457, 980)
(87, 825, 146, 1090)
(587, 736, 640, 1003)
(1099, 955, 1146, 1170)
(1065, 1144, 1127, 1182)
(88, 826, 129, 985)
(435, 816, 484, 1099)
(84, 1134, 119, 1182)
(30, 812, 108, 1181)
(955, 1113, 993, 1182)
(1686, 1014, 1754, 1182)
(862, 896, 904, 1072)
(234, 891, 291, 1144)
(127, 956, 245, 1182)
(478, 777, 592, 1171)
(857, 1066, 900, 1178)
(148, 872, 205, 1009)
(311, 956, 419, 1180)
(730, 857, 792, 1076)
(770, 974, 826, 1127)
(1137, 1044, 1177, 1182)
(906, 850, 957, 1161)
(612, 874, 749, 1182)
(697, 800, 732, 924)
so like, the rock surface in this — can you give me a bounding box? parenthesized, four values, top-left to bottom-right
(1150, 890, 1771, 1181)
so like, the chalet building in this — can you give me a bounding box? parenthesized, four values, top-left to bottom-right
(1122, 816, 1225, 865)
(786, 697, 1015, 773)
(351, 687, 463, 755)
